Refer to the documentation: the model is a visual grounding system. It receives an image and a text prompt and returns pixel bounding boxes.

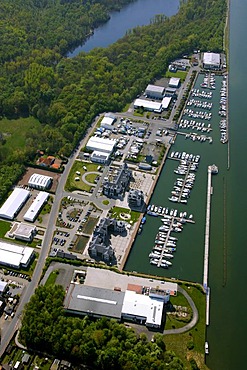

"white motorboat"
[149,252,161,258]
[162,259,172,266]
[163,253,174,259]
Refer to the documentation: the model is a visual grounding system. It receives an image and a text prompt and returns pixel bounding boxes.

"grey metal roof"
[64,284,125,319]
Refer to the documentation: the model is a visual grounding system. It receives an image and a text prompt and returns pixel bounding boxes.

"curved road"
[163,285,199,335]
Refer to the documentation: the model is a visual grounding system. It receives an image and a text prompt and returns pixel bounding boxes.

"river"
[125,0,247,368]
[207,1,247,369]
[68,0,179,56]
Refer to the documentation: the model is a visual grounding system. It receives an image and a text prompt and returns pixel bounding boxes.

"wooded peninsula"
[0,0,226,202]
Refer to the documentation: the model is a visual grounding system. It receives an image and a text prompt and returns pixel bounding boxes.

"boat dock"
[203,165,218,323]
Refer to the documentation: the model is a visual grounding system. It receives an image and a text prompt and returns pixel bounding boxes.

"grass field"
[82,217,99,234]
[65,161,99,192]
[73,235,89,253]
[0,117,41,153]
[165,70,188,81]
[109,206,140,224]
[84,172,98,184]
[164,283,208,370]
[0,220,11,237]
[45,270,59,286]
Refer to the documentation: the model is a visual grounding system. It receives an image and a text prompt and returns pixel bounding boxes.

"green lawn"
[40,198,52,215]
[45,270,59,287]
[0,220,11,237]
[109,206,141,224]
[0,117,41,153]
[164,283,208,370]
[65,161,99,192]
[165,70,188,81]
[84,172,98,184]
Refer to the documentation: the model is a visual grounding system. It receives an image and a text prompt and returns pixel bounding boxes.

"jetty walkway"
[203,164,218,325]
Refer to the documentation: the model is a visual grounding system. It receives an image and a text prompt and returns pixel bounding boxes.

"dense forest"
[0,0,226,200]
[20,285,184,369]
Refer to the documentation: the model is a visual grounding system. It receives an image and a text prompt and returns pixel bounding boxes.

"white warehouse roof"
[162,96,172,109]
[122,290,164,327]
[86,136,116,154]
[134,99,163,112]
[28,173,52,189]
[169,77,180,88]
[145,84,165,94]
[24,191,49,222]
[203,52,221,67]
[101,116,115,126]
[0,188,30,220]
[0,241,34,268]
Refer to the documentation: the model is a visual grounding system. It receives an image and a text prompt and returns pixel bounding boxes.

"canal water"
[68,0,179,56]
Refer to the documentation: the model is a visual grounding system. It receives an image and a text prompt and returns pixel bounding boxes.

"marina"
[125,72,227,281]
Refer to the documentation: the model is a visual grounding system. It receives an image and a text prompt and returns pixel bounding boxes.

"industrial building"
[0,281,8,296]
[0,241,34,269]
[100,113,116,130]
[64,285,125,320]
[103,163,132,198]
[144,84,165,99]
[203,52,221,69]
[8,222,37,242]
[64,283,166,329]
[168,77,180,88]
[86,136,116,154]
[165,87,177,97]
[133,99,163,113]
[0,187,30,220]
[90,151,110,164]
[23,191,49,222]
[28,173,52,190]
[121,290,164,328]
[162,96,172,110]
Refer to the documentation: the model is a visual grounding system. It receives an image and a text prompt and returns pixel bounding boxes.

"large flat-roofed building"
[100,113,116,130]
[165,87,177,97]
[203,52,221,69]
[28,173,52,190]
[145,84,165,99]
[24,191,49,222]
[64,284,165,329]
[64,284,125,320]
[134,99,163,113]
[0,188,30,220]
[0,241,34,269]
[169,77,180,88]
[90,151,110,164]
[86,136,116,154]
[121,290,164,329]
[9,222,37,242]
[162,96,172,110]
[0,281,8,295]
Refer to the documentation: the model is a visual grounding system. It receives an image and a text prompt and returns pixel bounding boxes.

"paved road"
[0,118,100,357]
[163,285,199,335]
[0,69,200,355]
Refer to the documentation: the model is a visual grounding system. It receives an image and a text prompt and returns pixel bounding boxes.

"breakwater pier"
[203,164,218,325]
